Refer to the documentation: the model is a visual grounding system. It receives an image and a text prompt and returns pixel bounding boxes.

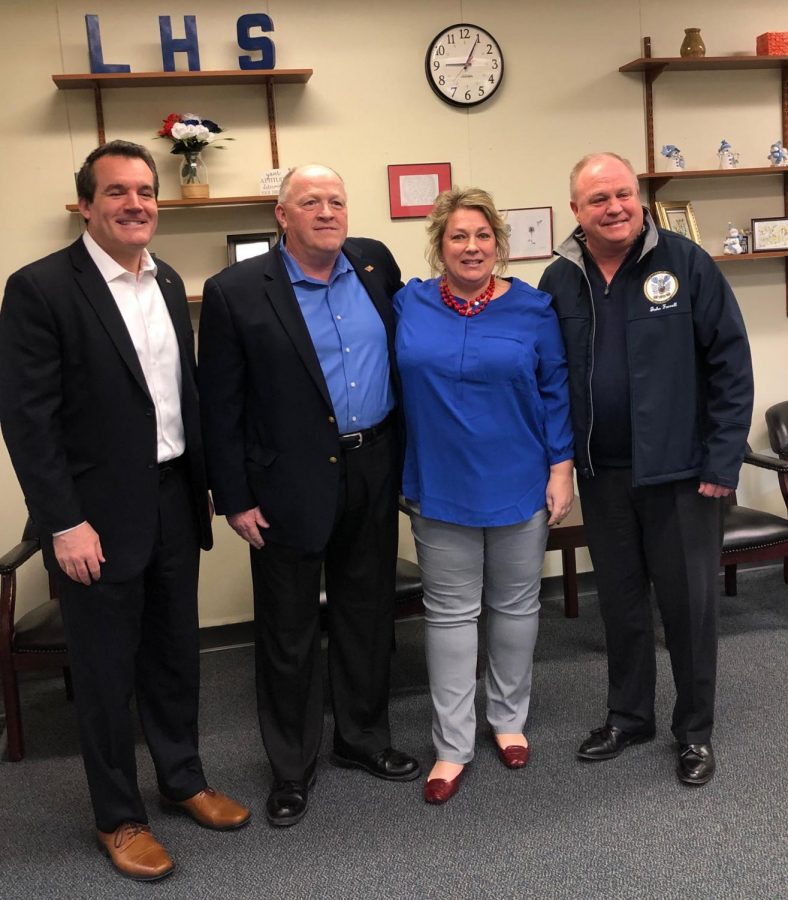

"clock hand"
[462,35,480,68]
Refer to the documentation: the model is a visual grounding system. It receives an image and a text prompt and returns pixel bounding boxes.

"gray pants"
[410,510,548,764]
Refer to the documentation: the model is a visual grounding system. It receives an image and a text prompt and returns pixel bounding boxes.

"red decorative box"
[756,32,788,55]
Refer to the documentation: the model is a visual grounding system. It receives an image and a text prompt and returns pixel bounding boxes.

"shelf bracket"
[93,86,106,145]
[266,80,279,169]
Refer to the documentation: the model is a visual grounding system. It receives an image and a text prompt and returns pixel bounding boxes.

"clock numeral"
[491,59,499,69]
[433,60,440,70]
[488,75,495,84]
[485,44,493,54]
[435,44,445,56]
[478,86,485,97]
[446,34,455,45]
[464,90,472,101]
[438,75,445,86]
[450,86,457,97]
[459,27,470,39]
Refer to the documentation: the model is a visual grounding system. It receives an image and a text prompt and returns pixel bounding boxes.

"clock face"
[425,23,504,108]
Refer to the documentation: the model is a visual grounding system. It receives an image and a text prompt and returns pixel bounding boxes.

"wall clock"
[425,23,504,108]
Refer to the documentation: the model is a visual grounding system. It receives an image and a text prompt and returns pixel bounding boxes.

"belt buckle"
[342,431,363,450]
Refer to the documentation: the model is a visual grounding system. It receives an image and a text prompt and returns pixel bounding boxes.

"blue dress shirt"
[281,240,394,432]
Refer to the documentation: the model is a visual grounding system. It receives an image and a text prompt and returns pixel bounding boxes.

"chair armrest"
[0,538,41,575]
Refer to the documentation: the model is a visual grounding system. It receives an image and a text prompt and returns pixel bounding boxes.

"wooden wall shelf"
[66,195,277,212]
[52,70,312,89]
[52,68,313,167]
[713,251,788,263]
[622,36,788,314]
[638,166,785,181]
[620,54,788,74]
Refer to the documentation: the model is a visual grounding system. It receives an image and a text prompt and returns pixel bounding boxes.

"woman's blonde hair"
[425,187,510,276]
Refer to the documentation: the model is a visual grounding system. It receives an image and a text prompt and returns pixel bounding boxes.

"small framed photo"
[653,200,702,246]
[750,217,788,252]
[388,162,452,219]
[226,232,278,265]
[501,207,553,260]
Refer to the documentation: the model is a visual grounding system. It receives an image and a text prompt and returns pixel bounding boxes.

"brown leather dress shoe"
[164,787,251,830]
[97,823,174,882]
[496,740,531,769]
[423,768,465,805]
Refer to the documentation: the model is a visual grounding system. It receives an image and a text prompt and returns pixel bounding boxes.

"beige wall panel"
[2,1,786,623]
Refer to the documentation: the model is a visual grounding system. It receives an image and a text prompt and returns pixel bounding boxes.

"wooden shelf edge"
[639,166,787,180]
[66,195,277,211]
[620,55,788,73]
[712,251,788,262]
[53,69,312,89]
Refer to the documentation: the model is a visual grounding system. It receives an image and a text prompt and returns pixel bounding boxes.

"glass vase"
[179,150,209,199]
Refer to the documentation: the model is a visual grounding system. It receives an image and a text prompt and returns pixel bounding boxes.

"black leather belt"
[158,455,185,480]
[338,414,392,451]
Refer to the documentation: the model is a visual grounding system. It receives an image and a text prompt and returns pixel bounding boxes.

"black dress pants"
[250,428,398,783]
[578,469,723,744]
[58,464,206,833]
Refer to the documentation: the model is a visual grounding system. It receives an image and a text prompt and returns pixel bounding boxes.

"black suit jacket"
[0,238,212,580]
[198,238,402,553]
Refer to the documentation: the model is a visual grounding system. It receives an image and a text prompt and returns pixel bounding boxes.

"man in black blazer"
[0,141,249,881]
[199,164,419,827]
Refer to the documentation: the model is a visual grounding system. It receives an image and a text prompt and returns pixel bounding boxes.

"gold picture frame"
[652,200,702,247]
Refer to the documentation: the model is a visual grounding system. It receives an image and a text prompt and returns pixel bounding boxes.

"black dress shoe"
[677,743,715,785]
[331,747,421,781]
[265,772,316,827]
[577,723,656,761]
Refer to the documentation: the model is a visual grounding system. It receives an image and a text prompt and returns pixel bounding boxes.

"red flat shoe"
[423,768,464,804]
[496,739,531,769]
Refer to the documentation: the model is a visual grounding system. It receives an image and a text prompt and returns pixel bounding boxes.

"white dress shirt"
[83,231,185,462]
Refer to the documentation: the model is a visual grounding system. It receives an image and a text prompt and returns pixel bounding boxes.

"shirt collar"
[280,235,351,285]
[82,231,157,284]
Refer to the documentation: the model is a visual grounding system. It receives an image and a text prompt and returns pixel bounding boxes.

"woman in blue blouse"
[395,187,574,804]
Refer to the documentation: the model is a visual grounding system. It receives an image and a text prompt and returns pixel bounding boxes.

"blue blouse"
[394,277,573,527]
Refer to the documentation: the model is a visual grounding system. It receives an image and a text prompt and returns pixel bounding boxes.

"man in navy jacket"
[539,152,753,786]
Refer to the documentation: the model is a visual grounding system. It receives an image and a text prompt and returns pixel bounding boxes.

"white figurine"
[767,140,788,166]
[661,144,685,170]
[722,222,744,255]
[717,139,740,169]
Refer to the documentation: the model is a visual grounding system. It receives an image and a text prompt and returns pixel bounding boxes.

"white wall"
[2,0,787,624]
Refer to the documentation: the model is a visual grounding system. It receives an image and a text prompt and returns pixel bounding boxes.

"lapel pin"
[364,265,374,272]
[165,277,173,284]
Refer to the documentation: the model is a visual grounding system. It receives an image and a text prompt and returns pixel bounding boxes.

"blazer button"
[328,416,335,424]
[329,456,338,464]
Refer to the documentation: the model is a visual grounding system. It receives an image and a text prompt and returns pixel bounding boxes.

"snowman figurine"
[660,144,685,170]
[722,223,744,255]
[717,139,740,169]
[767,140,788,166]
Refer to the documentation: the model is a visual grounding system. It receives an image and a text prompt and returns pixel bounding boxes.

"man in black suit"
[199,164,419,827]
[0,141,249,881]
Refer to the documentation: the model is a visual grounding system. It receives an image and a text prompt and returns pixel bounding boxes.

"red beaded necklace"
[439,274,496,317]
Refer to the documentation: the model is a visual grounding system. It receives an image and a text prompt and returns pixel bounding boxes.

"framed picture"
[751,217,788,252]
[652,200,702,246]
[227,231,278,265]
[387,162,452,219]
[501,207,553,260]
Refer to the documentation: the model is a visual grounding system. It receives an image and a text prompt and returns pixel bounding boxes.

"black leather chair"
[722,400,788,596]
[0,519,71,761]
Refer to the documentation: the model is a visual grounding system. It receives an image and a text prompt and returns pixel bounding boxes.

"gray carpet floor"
[1,568,786,899]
